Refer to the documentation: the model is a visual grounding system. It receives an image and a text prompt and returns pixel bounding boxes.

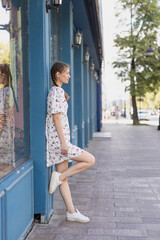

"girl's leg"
[56,160,75,213]
[59,150,95,182]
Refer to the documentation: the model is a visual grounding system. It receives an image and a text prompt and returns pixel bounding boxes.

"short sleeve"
[47,87,65,115]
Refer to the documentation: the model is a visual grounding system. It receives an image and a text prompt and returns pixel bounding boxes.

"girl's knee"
[62,177,68,183]
[89,155,95,166]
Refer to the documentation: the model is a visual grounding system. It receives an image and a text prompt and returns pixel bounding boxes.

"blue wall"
[74,43,85,148]
[28,0,53,222]
[0,161,34,240]
[0,1,102,239]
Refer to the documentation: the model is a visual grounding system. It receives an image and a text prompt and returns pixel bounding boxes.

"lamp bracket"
[46,0,60,13]
[72,43,80,48]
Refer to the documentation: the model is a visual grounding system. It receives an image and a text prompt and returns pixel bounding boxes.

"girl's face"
[56,68,70,86]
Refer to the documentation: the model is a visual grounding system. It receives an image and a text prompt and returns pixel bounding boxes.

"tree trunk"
[131,58,139,125]
[132,95,139,124]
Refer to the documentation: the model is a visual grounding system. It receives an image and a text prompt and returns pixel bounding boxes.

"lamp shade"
[146,41,154,56]
[52,0,62,7]
[146,46,154,56]
[90,62,95,71]
[74,30,82,45]
[94,71,98,79]
[84,48,90,62]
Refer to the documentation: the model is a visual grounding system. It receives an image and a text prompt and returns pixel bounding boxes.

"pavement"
[26,120,160,240]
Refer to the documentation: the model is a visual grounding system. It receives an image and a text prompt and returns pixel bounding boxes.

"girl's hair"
[51,62,70,101]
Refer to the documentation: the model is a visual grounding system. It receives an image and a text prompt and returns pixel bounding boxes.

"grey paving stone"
[116,223,144,230]
[87,209,116,217]
[26,232,56,240]
[115,211,142,218]
[26,123,160,240]
[114,207,141,213]
[139,208,160,214]
[136,199,160,205]
[147,230,160,237]
[118,238,149,240]
[132,187,154,193]
[87,228,147,237]
[87,237,117,240]
[144,224,160,231]
[142,218,160,224]
[53,234,88,240]
[89,216,143,224]
[141,212,160,218]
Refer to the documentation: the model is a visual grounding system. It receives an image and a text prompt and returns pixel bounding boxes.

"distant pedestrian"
[46,62,95,223]
[115,105,119,120]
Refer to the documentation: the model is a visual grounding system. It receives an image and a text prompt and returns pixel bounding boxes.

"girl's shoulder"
[49,86,65,98]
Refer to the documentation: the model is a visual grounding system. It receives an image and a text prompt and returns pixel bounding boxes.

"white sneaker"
[66,209,90,223]
[49,171,63,194]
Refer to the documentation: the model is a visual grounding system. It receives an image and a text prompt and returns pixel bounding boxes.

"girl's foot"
[49,171,63,194]
[66,209,90,223]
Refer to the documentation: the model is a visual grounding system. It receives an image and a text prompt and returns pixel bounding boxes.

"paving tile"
[118,238,149,240]
[87,237,117,240]
[114,207,141,213]
[142,218,160,224]
[147,230,160,237]
[139,207,160,213]
[26,123,160,240]
[87,228,147,237]
[26,232,56,240]
[116,223,144,230]
[141,212,160,218]
[115,211,142,218]
[53,234,88,240]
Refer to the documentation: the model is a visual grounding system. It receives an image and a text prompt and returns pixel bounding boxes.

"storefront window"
[0,0,29,179]
[51,9,62,66]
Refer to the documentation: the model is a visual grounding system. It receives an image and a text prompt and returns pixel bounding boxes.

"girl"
[46,62,95,223]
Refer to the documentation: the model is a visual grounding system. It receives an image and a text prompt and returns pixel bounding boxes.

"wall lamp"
[90,62,95,71]
[46,0,62,13]
[146,40,154,56]
[84,47,90,62]
[94,71,99,83]
[72,30,82,48]
[94,71,98,79]
[1,0,10,10]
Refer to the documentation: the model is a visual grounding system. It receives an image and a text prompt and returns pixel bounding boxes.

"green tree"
[0,43,10,64]
[113,0,160,124]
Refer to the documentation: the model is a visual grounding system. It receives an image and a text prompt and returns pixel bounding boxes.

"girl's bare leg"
[56,160,75,213]
[55,150,95,213]
[59,150,95,182]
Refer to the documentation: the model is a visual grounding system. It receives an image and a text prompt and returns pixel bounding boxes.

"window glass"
[51,9,62,67]
[0,0,29,179]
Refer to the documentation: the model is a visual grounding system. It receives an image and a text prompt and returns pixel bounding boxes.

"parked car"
[138,110,150,121]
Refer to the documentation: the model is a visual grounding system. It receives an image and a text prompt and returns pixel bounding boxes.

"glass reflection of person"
[0,64,15,166]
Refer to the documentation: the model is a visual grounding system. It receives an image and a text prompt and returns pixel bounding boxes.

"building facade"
[0,0,103,239]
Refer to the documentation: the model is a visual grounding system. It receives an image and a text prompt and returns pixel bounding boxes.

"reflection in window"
[0,1,29,179]
[51,9,62,66]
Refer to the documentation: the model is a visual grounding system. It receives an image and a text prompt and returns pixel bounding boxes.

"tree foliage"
[113,0,160,123]
[0,43,10,64]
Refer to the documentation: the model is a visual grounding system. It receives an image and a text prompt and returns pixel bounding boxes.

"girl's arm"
[52,113,69,156]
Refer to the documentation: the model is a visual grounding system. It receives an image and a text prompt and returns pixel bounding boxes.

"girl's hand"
[61,142,69,156]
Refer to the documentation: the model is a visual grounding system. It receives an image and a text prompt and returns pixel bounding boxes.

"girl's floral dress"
[46,86,84,167]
